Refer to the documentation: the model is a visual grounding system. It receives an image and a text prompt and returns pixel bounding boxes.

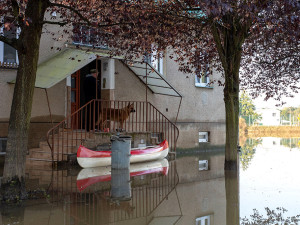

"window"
[72,25,107,48]
[144,50,164,74]
[199,132,209,143]
[0,18,19,65]
[272,113,276,117]
[199,160,209,171]
[195,64,210,87]
[196,215,211,225]
[0,138,7,155]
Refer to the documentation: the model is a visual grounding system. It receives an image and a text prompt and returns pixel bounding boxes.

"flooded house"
[0,21,225,168]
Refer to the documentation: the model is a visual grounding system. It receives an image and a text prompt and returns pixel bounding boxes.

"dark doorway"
[70,59,101,130]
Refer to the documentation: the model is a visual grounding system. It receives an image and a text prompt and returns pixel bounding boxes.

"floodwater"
[0,137,300,225]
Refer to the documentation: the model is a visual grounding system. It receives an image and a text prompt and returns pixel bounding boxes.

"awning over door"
[123,60,182,97]
[33,48,96,88]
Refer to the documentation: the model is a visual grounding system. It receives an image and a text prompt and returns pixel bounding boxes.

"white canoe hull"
[77,147,169,168]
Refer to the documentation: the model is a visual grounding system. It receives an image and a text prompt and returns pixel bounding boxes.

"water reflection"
[0,160,179,225]
[4,136,300,224]
[240,137,300,220]
[239,138,261,170]
[225,171,239,225]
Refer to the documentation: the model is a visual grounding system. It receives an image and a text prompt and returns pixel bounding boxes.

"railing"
[0,61,18,69]
[47,99,179,162]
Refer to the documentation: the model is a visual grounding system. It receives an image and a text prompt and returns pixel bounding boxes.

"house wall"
[114,60,155,103]
[0,69,67,147]
[114,54,226,147]
[257,108,281,126]
[114,56,225,123]
[154,55,225,123]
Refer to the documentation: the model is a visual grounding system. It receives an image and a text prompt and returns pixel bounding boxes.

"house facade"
[256,108,281,126]
[0,22,226,157]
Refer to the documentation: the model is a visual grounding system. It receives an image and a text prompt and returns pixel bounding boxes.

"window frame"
[196,215,211,225]
[0,18,20,65]
[199,160,209,171]
[144,48,164,75]
[199,131,209,143]
[72,25,108,49]
[195,64,211,88]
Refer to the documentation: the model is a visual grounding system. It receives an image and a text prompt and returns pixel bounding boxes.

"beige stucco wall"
[114,53,225,124]
[176,122,226,148]
[0,74,66,122]
[154,55,225,122]
[114,60,155,103]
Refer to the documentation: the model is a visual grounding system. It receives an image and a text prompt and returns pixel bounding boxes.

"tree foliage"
[239,138,261,171]
[280,106,300,125]
[239,91,261,125]
[241,207,300,225]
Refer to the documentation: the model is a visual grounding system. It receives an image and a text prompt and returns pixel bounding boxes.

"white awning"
[35,48,96,88]
[123,60,182,97]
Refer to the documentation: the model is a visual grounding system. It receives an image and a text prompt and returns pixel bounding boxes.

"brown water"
[1,137,300,225]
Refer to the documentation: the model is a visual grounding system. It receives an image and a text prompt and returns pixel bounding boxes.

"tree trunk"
[1,0,48,202]
[212,20,245,170]
[224,67,240,170]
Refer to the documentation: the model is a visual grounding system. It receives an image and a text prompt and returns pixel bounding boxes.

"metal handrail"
[46,99,179,162]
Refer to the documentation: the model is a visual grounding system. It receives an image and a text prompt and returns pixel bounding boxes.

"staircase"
[26,100,179,166]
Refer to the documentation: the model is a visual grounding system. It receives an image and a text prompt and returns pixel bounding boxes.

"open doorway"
[71,59,101,113]
[70,59,101,129]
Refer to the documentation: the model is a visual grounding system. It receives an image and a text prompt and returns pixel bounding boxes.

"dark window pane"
[71,90,76,103]
[0,138,7,152]
[3,27,17,63]
[71,77,76,88]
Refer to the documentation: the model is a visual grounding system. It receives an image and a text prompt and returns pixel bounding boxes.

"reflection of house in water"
[2,153,229,225]
[152,153,226,224]
[260,137,300,150]
[260,137,281,149]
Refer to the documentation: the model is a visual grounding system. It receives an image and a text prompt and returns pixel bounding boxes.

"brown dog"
[97,103,135,130]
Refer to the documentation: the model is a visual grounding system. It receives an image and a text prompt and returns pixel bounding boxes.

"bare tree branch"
[42,20,68,26]
[211,22,227,70]
[49,2,92,26]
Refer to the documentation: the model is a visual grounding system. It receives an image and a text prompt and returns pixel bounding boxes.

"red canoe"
[77,140,169,168]
[77,159,169,191]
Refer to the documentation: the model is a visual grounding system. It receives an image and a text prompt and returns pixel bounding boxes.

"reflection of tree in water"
[280,138,300,149]
[241,207,300,224]
[239,138,262,171]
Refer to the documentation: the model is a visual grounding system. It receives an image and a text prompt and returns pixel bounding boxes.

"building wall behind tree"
[0,70,66,147]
